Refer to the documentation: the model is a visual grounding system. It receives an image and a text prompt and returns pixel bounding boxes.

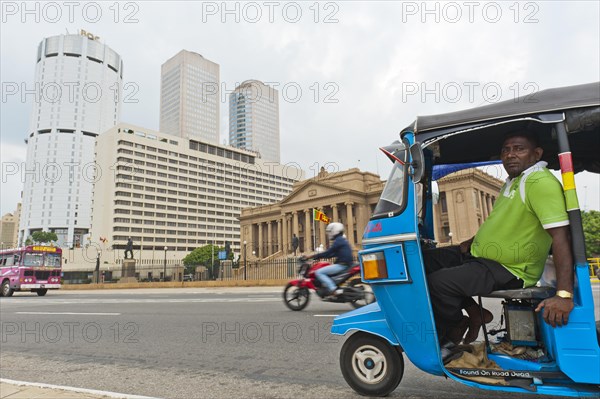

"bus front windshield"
[23,253,44,267]
[45,254,61,267]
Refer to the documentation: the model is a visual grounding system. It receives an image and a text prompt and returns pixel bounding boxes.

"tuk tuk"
[331,82,600,397]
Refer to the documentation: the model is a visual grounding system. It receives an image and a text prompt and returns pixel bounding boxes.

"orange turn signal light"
[362,252,388,280]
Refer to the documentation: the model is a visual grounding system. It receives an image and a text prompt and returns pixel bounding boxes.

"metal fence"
[63,257,310,284]
[187,258,302,281]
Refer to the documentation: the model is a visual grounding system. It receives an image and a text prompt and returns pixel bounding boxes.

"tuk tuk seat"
[484,286,556,300]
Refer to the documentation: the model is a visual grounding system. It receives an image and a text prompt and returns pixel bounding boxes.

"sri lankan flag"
[313,209,330,224]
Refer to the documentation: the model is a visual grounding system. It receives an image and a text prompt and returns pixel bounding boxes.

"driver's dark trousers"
[423,246,522,339]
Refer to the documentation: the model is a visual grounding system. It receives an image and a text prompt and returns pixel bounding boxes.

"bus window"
[5,256,14,266]
[14,254,20,265]
[23,253,44,267]
[45,254,61,267]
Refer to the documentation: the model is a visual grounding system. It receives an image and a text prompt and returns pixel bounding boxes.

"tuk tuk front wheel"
[340,332,403,397]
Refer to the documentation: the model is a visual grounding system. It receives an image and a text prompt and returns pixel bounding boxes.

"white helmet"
[326,222,344,241]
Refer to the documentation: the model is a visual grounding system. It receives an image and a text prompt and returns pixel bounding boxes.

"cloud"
[0,142,26,215]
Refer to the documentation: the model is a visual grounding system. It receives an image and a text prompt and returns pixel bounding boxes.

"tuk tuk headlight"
[362,252,388,280]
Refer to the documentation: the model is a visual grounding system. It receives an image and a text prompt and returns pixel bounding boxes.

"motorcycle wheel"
[283,283,310,311]
[340,332,404,397]
[348,279,376,309]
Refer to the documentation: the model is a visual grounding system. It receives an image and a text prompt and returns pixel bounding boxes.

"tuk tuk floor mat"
[446,343,508,385]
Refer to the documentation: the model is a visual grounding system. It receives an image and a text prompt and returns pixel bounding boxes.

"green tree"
[582,210,600,257]
[30,231,58,244]
[182,244,223,279]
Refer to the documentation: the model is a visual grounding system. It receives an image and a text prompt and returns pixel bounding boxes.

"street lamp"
[95,250,101,284]
[163,246,168,281]
[243,241,247,280]
[448,232,453,245]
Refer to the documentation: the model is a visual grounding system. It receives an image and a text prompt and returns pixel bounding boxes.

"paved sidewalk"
[0,380,158,399]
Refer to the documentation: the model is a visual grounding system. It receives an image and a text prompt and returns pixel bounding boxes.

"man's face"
[500,136,543,178]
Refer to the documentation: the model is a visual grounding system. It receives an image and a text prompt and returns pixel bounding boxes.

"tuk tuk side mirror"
[379,141,407,165]
[409,142,424,183]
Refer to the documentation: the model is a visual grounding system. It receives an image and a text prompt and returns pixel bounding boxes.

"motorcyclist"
[302,222,353,297]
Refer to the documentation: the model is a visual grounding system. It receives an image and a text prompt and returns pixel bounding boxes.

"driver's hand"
[535,296,574,327]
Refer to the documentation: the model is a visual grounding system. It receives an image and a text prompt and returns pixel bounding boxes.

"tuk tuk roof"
[401,82,600,173]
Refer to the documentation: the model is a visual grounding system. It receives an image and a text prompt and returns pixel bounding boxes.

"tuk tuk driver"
[426,131,574,345]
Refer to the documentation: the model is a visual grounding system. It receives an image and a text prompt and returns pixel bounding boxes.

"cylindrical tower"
[19,33,122,248]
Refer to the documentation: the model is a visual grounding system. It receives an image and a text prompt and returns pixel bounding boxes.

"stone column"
[304,209,312,253]
[292,211,299,237]
[446,191,457,244]
[257,222,263,259]
[355,203,368,247]
[345,202,355,246]
[486,194,493,215]
[281,214,288,255]
[480,192,488,219]
[247,223,256,255]
[276,219,282,253]
[319,221,326,248]
[331,204,339,222]
[267,221,273,257]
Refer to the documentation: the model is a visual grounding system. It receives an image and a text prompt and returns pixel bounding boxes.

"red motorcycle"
[283,259,375,311]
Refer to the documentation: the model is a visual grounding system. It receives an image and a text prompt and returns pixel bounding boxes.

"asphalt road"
[1,286,598,399]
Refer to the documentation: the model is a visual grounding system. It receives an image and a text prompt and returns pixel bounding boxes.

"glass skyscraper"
[229,80,280,163]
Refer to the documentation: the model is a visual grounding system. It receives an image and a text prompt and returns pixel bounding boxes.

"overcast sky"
[1,1,599,215]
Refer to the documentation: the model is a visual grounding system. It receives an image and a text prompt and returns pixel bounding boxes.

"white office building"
[229,80,280,163]
[160,50,220,143]
[19,32,122,248]
[90,123,303,270]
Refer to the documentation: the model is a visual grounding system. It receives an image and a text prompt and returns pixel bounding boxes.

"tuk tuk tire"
[340,332,404,397]
[348,279,376,309]
[36,289,48,296]
[1,280,14,297]
[283,283,310,311]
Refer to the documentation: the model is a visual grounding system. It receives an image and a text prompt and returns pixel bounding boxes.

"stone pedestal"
[119,259,136,283]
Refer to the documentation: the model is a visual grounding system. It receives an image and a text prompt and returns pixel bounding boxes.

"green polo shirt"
[471,162,569,287]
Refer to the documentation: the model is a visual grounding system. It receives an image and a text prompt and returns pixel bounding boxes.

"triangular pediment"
[279,180,349,206]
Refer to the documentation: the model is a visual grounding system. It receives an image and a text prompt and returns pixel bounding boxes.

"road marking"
[0,378,160,399]
[2,297,282,306]
[15,312,121,315]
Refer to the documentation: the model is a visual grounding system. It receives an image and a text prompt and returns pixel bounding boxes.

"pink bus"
[0,245,62,297]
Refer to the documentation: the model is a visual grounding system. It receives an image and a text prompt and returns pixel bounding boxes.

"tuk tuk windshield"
[373,162,407,218]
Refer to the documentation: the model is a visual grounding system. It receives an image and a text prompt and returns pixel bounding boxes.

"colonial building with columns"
[433,168,504,245]
[239,168,385,258]
[240,166,504,259]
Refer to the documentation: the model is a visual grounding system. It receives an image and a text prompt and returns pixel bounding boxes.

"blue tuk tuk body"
[332,82,600,397]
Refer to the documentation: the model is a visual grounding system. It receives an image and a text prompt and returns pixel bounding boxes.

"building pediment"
[279,181,350,207]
